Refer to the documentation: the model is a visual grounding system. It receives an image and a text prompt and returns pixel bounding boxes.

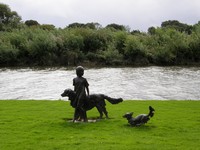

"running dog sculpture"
[61,89,123,119]
[123,106,155,126]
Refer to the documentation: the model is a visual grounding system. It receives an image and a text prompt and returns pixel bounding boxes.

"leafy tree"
[106,23,126,31]
[40,24,55,30]
[148,27,156,35]
[67,22,85,28]
[161,20,193,34]
[131,30,141,35]
[85,22,102,29]
[25,20,40,27]
[67,22,102,30]
[0,3,21,31]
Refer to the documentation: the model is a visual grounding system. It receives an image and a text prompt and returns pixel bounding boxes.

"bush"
[0,19,200,67]
[98,44,123,65]
[26,29,57,65]
[0,42,19,65]
[124,35,148,64]
[189,25,200,62]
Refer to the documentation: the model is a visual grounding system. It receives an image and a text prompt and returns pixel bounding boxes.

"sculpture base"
[67,119,98,123]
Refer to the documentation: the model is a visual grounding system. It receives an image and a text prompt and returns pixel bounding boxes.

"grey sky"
[1,0,200,31]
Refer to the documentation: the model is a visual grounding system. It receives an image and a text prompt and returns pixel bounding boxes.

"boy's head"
[76,66,84,77]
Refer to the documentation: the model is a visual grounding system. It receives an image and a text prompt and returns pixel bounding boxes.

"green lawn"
[0,100,200,150]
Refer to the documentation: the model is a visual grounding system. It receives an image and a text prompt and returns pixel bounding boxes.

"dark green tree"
[67,22,85,28]
[106,23,126,31]
[148,26,156,35]
[85,22,102,29]
[25,20,40,27]
[40,24,55,30]
[161,20,193,34]
[67,22,102,30]
[131,30,141,35]
[0,3,21,31]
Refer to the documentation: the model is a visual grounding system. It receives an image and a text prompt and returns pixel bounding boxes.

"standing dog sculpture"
[123,106,155,126]
[61,89,123,119]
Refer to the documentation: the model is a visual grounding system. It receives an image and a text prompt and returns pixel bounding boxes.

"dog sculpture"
[123,106,155,126]
[61,89,123,119]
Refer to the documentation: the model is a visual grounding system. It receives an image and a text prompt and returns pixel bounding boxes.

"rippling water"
[0,66,200,100]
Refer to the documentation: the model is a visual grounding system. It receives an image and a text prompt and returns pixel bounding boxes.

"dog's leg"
[96,105,103,119]
[101,106,109,118]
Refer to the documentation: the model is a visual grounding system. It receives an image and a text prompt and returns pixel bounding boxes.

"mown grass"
[0,100,200,150]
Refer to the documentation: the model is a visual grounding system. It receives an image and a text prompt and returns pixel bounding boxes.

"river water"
[0,66,200,100]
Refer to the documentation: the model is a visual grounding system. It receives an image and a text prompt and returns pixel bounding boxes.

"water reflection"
[0,67,200,100]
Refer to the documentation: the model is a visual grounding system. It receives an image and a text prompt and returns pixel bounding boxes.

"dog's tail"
[104,95,123,104]
[148,106,155,117]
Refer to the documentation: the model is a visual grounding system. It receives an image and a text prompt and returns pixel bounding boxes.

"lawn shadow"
[61,117,113,122]
[60,117,106,127]
[122,123,157,131]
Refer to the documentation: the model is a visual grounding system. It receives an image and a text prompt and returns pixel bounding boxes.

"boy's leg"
[73,108,80,122]
[78,107,87,122]
[75,99,88,122]
[83,110,88,122]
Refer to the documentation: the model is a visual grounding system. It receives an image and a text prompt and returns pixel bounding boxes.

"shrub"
[124,35,147,64]
[0,42,19,65]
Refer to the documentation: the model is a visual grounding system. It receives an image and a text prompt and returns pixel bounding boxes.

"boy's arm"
[86,86,89,96]
[85,79,89,96]
[73,78,76,91]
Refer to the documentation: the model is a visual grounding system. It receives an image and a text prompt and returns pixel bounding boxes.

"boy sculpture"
[73,66,89,122]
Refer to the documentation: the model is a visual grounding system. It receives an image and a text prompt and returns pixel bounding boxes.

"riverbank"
[1,100,200,150]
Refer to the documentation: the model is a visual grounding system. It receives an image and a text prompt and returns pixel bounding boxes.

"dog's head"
[123,112,133,119]
[61,89,73,97]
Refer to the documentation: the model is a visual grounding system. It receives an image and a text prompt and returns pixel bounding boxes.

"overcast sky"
[1,0,200,31]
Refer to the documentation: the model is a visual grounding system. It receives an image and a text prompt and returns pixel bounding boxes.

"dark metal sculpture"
[123,106,155,126]
[72,66,89,122]
[61,88,123,120]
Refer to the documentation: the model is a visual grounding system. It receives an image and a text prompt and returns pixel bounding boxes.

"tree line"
[0,3,200,67]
